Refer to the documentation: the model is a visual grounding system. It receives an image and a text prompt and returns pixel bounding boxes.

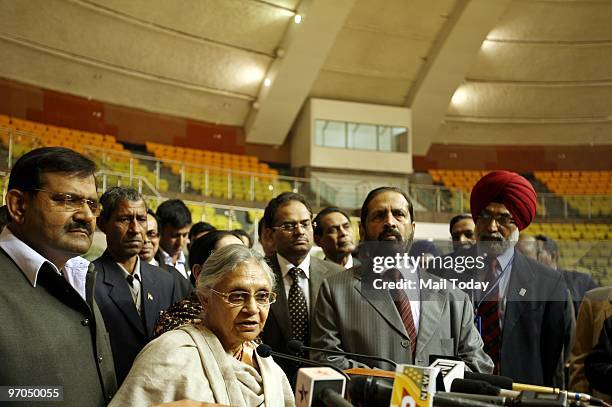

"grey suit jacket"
[260,254,343,383]
[0,248,117,406]
[311,264,494,374]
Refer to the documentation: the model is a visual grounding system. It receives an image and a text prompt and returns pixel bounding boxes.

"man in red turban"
[466,170,572,388]
[470,170,537,232]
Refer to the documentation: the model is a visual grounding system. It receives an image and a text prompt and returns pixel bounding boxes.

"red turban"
[470,171,537,231]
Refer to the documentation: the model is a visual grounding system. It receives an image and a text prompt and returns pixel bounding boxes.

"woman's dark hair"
[232,229,252,248]
[189,221,216,241]
[189,230,241,269]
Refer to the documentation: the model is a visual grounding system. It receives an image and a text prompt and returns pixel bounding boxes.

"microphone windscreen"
[256,344,273,358]
[465,372,513,390]
[451,379,498,396]
[287,340,303,354]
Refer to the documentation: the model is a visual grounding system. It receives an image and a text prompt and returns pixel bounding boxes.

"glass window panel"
[322,120,346,148]
[314,119,324,146]
[378,126,392,152]
[392,127,408,152]
[348,123,377,150]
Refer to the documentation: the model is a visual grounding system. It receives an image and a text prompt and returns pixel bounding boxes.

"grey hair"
[98,186,144,222]
[196,244,276,295]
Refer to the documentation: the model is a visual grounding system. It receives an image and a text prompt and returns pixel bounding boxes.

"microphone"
[317,388,352,407]
[429,358,466,391]
[463,371,604,406]
[451,379,520,399]
[287,340,397,369]
[255,344,351,382]
[390,364,439,407]
[348,375,503,407]
[464,372,514,390]
[294,367,349,407]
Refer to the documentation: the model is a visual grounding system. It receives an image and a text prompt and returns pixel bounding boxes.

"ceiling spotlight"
[294,14,302,24]
[264,78,272,87]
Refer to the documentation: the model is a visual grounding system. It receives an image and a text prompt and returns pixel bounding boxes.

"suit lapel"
[502,252,534,333]
[101,252,146,337]
[416,272,446,354]
[353,266,407,338]
[308,258,324,320]
[140,263,161,337]
[268,255,291,340]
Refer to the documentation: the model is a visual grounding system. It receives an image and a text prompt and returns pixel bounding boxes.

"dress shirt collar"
[277,253,311,279]
[116,256,142,281]
[324,253,353,269]
[148,257,159,267]
[0,226,62,287]
[495,245,515,274]
[159,247,186,267]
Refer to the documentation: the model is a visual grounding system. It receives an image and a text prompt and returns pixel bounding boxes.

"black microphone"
[451,379,520,399]
[287,340,397,369]
[348,376,504,407]
[255,344,351,382]
[464,371,514,390]
[317,388,352,407]
[463,371,603,406]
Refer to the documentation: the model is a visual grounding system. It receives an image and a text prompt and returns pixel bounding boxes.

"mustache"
[479,232,504,241]
[65,221,94,235]
[377,228,403,241]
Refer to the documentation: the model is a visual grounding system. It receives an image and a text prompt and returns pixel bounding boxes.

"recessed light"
[294,14,302,24]
[264,78,272,87]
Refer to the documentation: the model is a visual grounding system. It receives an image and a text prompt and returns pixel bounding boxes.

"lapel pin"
[147,292,153,301]
[519,288,527,297]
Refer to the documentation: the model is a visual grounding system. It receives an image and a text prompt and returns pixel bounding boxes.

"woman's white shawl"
[109,324,295,406]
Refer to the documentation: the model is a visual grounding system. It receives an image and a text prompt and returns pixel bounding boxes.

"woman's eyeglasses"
[207,288,277,307]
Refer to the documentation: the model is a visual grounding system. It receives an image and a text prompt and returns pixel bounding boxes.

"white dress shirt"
[277,253,311,310]
[159,248,189,279]
[0,227,63,287]
[117,257,143,316]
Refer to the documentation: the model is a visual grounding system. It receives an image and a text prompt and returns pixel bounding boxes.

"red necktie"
[477,259,501,374]
[385,268,417,358]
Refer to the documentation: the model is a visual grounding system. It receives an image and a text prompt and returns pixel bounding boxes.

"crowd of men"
[0,147,610,406]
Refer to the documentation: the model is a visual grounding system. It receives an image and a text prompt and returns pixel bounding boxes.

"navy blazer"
[94,251,179,385]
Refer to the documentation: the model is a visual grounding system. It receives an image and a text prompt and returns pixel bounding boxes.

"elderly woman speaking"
[110,244,295,406]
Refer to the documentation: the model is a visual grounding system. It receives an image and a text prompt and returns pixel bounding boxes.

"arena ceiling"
[0,0,611,155]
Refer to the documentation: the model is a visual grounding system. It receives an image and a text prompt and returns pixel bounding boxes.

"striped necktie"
[477,259,501,374]
[385,268,417,358]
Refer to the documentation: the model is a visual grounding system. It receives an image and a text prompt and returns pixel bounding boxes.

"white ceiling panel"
[448,82,612,119]
[0,37,250,125]
[468,42,612,82]
[88,0,295,55]
[489,0,612,42]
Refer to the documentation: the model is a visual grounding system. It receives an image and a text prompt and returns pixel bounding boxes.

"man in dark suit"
[94,187,179,385]
[260,192,343,385]
[456,171,572,386]
[313,206,358,269]
[534,234,598,317]
[311,187,493,373]
[0,147,116,406]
